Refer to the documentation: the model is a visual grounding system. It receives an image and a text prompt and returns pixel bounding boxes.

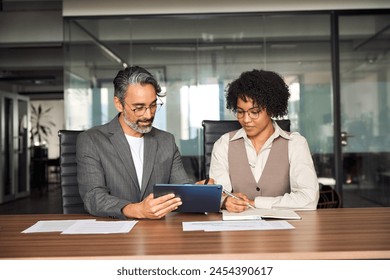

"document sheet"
[61,220,138,234]
[22,219,96,233]
[22,219,138,234]
[222,209,301,221]
[182,220,294,232]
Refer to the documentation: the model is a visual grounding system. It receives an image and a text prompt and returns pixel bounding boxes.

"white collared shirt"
[209,121,319,210]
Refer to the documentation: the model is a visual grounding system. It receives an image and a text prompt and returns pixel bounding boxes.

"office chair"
[58,130,87,214]
[317,184,341,208]
[202,119,291,178]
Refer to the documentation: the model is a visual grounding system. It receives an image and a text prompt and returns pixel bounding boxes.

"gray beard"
[122,110,153,134]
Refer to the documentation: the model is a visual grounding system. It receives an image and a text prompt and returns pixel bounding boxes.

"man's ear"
[113,97,124,112]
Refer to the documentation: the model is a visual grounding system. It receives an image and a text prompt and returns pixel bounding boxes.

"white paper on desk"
[22,219,96,233]
[182,221,262,231]
[202,220,294,231]
[182,221,217,231]
[61,220,138,234]
[183,220,294,232]
[265,221,295,230]
[222,209,301,221]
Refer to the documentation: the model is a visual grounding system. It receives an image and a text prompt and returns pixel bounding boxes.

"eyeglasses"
[124,100,164,117]
[234,107,261,119]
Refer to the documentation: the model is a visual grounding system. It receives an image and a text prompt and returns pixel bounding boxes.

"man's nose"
[143,107,153,118]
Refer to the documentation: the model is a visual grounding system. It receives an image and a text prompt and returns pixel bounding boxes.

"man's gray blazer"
[76,115,191,219]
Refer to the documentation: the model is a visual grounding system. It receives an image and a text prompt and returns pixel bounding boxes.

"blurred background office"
[0,0,389,213]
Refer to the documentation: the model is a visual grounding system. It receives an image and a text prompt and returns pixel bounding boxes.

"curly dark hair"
[225,69,290,118]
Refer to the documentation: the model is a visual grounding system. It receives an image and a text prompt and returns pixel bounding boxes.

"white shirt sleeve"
[209,133,233,192]
[254,133,319,210]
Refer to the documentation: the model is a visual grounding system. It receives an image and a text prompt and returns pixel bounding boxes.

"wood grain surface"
[0,207,389,259]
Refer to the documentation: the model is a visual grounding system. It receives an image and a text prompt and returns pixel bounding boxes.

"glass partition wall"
[339,13,390,206]
[64,11,389,207]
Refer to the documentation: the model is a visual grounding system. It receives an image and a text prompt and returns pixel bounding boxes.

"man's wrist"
[122,203,142,219]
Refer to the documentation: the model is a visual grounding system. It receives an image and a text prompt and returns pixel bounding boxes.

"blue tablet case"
[153,184,222,213]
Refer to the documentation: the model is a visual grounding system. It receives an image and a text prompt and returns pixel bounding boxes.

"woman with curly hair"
[209,69,319,212]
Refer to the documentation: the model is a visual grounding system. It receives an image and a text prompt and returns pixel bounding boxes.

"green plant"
[30,104,56,146]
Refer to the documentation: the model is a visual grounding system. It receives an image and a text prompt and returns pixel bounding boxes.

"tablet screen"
[153,184,222,213]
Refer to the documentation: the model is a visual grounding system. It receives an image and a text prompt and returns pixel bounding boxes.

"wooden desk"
[1,207,389,260]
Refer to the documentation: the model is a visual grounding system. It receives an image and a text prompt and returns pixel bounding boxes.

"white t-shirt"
[125,134,144,189]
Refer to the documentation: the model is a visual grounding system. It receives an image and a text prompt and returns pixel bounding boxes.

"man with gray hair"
[77,66,192,219]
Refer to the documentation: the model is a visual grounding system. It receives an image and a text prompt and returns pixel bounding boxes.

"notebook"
[222,208,301,221]
[153,184,222,213]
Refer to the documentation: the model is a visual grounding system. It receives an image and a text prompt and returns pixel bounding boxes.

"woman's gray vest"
[228,131,290,200]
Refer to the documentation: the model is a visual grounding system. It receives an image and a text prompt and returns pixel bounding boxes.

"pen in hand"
[223,189,256,209]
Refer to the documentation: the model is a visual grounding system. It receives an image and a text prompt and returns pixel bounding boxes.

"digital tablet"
[153,184,222,213]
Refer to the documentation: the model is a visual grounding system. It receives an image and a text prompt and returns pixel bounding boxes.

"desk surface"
[1,207,389,260]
